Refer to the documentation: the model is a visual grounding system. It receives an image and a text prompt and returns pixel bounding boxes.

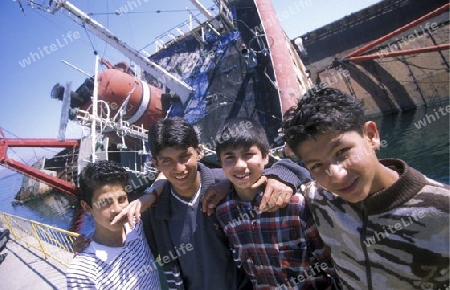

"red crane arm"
[0,129,79,196]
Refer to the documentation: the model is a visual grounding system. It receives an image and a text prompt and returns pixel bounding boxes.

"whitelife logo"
[18,31,81,68]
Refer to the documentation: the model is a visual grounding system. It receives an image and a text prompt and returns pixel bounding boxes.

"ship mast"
[48,0,195,103]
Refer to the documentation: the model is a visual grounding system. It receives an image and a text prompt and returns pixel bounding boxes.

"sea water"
[373,103,449,184]
[0,104,448,230]
[0,173,77,230]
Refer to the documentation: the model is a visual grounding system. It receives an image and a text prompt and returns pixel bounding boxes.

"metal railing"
[0,212,79,267]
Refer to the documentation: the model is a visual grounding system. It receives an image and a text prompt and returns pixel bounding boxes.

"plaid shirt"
[216,187,338,290]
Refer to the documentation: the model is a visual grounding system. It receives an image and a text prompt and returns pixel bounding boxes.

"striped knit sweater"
[302,159,449,290]
[66,222,161,289]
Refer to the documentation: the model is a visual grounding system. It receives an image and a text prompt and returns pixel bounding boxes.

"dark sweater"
[141,159,306,289]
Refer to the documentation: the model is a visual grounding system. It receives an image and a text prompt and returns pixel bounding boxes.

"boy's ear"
[196,144,204,160]
[364,121,381,150]
[81,200,92,214]
[263,152,270,166]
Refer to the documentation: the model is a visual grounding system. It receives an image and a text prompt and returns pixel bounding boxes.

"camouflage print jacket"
[303,158,449,290]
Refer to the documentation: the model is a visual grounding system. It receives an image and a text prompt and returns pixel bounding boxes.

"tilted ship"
[1,0,448,208]
[1,0,311,203]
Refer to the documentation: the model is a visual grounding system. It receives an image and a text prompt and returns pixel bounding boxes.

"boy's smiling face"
[294,121,391,203]
[220,145,269,191]
[152,146,201,197]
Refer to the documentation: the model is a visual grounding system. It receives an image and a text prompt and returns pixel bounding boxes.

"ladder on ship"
[56,145,79,185]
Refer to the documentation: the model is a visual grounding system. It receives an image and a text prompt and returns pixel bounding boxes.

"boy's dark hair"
[215,117,270,160]
[281,88,365,151]
[148,117,200,157]
[78,160,129,207]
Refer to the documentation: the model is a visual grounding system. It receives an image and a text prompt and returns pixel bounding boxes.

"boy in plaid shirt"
[214,117,340,290]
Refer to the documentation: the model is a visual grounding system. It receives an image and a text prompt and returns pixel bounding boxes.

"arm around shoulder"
[263,158,311,190]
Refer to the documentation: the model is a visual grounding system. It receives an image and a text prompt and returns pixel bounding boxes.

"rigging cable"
[88,8,213,16]
[25,3,107,65]
[0,127,58,164]
[81,23,98,56]
[101,0,110,58]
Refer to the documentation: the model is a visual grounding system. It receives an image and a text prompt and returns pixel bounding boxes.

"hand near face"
[110,178,167,228]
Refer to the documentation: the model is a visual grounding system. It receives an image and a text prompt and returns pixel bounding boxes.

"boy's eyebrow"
[222,145,255,155]
[222,149,237,156]
[157,148,189,159]
[302,136,343,165]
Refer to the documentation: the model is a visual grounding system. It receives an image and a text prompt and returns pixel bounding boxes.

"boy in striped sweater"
[281,87,449,290]
[66,160,161,289]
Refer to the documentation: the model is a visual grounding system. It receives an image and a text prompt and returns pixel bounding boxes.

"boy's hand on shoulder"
[202,176,294,215]
[202,180,231,216]
[256,176,293,212]
[72,234,92,257]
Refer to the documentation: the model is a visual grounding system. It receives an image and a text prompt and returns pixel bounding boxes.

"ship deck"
[0,237,68,289]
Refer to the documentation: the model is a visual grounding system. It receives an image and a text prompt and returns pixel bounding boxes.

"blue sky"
[0,0,381,166]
